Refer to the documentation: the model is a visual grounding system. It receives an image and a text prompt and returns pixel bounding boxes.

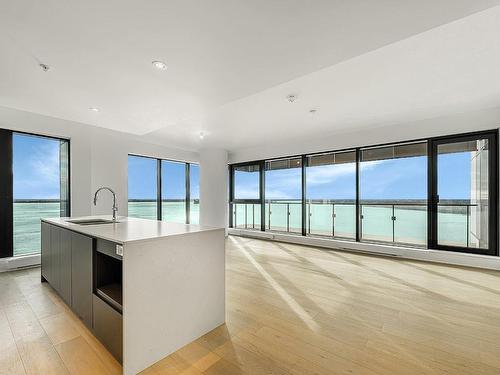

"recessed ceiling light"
[89,107,100,112]
[152,61,168,70]
[199,131,205,140]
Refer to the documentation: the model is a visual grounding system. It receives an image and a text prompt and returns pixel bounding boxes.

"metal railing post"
[268,201,271,230]
[332,203,335,237]
[392,204,396,243]
[466,204,470,247]
[307,202,311,234]
[287,203,290,232]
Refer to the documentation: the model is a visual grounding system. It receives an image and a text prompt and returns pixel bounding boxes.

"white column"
[199,148,228,230]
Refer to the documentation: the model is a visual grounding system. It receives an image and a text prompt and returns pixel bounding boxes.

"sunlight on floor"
[229,236,321,332]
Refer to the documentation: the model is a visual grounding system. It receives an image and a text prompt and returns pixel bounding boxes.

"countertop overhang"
[42,216,223,244]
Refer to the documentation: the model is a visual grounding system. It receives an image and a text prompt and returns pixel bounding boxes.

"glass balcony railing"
[232,199,478,248]
[233,203,261,230]
[307,202,356,239]
[360,203,427,246]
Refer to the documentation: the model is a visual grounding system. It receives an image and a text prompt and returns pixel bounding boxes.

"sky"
[128,155,199,200]
[13,134,61,200]
[11,135,473,202]
[234,153,474,201]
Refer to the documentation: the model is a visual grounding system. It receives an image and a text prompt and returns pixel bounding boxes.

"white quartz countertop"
[42,216,223,244]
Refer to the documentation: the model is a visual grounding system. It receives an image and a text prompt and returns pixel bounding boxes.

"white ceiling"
[1,1,500,151]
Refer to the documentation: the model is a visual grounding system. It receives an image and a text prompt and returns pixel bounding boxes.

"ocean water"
[128,201,200,224]
[11,200,473,257]
[12,201,200,257]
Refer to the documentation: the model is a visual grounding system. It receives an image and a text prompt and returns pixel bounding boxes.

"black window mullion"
[355,148,361,242]
[489,132,498,256]
[228,165,234,228]
[427,141,436,249]
[186,163,190,224]
[301,155,307,236]
[260,161,265,232]
[157,159,162,221]
[0,129,13,258]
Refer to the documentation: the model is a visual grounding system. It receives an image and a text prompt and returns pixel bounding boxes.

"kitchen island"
[41,216,225,375]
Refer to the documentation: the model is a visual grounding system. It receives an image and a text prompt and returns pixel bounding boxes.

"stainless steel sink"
[67,218,116,225]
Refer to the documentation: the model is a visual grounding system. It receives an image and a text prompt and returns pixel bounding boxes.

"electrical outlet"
[116,245,123,257]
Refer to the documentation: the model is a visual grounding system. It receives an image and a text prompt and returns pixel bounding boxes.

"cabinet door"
[59,228,72,305]
[93,294,122,362]
[50,225,61,294]
[41,223,51,282]
[71,232,93,328]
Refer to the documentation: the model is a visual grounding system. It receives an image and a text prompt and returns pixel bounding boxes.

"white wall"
[199,148,228,230]
[228,107,500,163]
[0,106,198,219]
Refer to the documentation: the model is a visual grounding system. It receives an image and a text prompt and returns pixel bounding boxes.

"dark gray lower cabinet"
[60,229,72,305]
[93,294,123,362]
[71,232,93,328]
[49,225,61,293]
[41,222,51,282]
[42,222,123,363]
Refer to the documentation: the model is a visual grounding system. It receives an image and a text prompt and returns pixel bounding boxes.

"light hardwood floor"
[2,235,500,374]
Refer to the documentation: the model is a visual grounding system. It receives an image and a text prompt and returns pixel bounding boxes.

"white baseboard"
[0,254,41,273]
[228,228,500,271]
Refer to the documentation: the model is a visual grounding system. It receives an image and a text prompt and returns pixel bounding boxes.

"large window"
[162,160,186,223]
[306,151,356,239]
[127,155,199,224]
[229,130,498,256]
[360,142,427,246]
[128,155,158,220]
[0,130,70,258]
[265,157,302,233]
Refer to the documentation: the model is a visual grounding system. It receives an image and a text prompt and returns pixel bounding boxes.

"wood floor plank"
[55,336,112,375]
[3,236,500,375]
[39,313,80,346]
[0,308,25,375]
[15,330,68,375]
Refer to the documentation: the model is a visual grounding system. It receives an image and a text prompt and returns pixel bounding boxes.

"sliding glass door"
[360,142,427,246]
[229,129,498,256]
[306,151,356,239]
[0,130,70,258]
[430,132,497,255]
[265,158,302,233]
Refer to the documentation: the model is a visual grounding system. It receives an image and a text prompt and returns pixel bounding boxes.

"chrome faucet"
[93,187,118,221]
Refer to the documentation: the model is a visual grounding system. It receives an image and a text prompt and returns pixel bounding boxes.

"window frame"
[0,128,71,259]
[228,129,499,256]
[128,153,198,224]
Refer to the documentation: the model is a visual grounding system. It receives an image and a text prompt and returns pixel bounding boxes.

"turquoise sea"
[12,201,200,257]
[233,201,475,248]
[12,199,473,257]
